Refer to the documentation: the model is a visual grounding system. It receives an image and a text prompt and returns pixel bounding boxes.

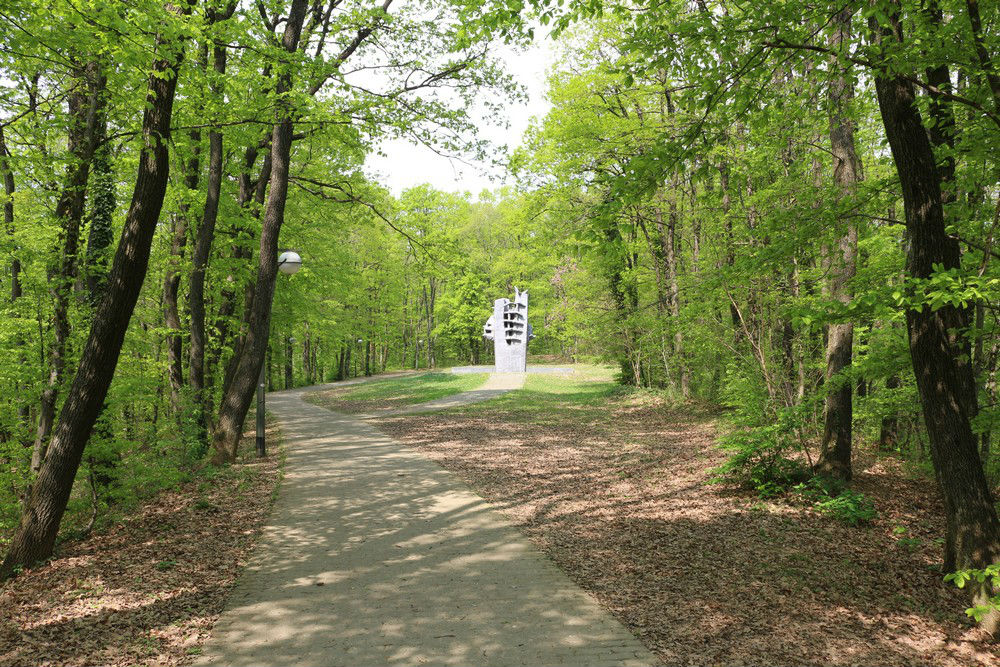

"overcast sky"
[363,38,556,197]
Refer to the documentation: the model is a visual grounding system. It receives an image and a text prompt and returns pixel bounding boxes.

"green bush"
[812,488,878,525]
[711,423,811,498]
[793,477,877,525]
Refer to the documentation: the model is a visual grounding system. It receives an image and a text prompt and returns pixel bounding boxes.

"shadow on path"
[196,379,654,667]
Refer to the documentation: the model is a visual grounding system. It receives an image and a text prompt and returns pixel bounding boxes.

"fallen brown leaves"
[0,426,281,667]
[379,395,1000,667]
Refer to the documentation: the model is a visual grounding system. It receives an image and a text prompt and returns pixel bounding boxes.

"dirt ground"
[0,426,282,667]
[378,393,1000,667]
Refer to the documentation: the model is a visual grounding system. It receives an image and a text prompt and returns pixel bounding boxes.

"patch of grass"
[154,559,177,571]
[191,498,219,512]
[304,371,488,413]
[450,365,623,424]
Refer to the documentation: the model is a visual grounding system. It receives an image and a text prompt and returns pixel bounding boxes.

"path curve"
[196,375,655,667]
[358,372,527,418]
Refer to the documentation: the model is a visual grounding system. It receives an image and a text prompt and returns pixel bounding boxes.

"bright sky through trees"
[365,38,555,194]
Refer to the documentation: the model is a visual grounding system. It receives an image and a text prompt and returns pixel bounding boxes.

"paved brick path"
[196,376,656,666]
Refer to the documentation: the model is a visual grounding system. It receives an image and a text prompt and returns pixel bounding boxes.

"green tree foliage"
[0,0,534,570]
[515,0,1000,632]
[2,0,999,638]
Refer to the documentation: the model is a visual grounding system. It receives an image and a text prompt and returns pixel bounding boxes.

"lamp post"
[257,250,302,457]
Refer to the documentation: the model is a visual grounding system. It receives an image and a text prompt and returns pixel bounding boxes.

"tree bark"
[32,61,104,473]
[84,125,115,302]
[1,125,18,303]
[211,0,309,463]
[1,10,189,579]
[163,213,190,411]
[879,374,901,451]
[817,8,861,481]
[216,147,271,403]
[189,6,234,443]
[719,161,742,344]
[0,123,30,440]
[660,188,688,397]
[872,11,1000,631]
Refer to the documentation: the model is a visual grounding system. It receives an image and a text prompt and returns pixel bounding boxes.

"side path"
[196,375,656,667]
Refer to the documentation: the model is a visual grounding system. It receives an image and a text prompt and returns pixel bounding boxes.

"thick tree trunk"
[211,0,309,463]
[0,16,188,579]
[216,148,271,403]
[872,12,1000,632]
[817,8,861,481]
[602,221,638,384]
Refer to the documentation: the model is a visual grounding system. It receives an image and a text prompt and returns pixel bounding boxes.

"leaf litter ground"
[377,372,1000,667]
[0,422,282,666]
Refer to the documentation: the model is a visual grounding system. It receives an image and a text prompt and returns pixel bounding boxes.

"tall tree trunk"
[719,161,742,343]
[1,126,19,303]
[164,72,202,415]
[424,280,436,369]
[163,216,189,411]
[216,147,271,402]
[84,132,115,302]
[189,37,229,443]
[872,9,1000,633]
[32,61,104,473]
[1,12,189,579]
[879,374,901,451]
[817,8,861,481]
[964,0,1000,115]
[602,221,638,383]
[660,188,688,397]
[211,0,309,463]
[0,124,30,440]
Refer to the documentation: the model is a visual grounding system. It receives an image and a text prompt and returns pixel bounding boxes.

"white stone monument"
[482,287,533,372]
